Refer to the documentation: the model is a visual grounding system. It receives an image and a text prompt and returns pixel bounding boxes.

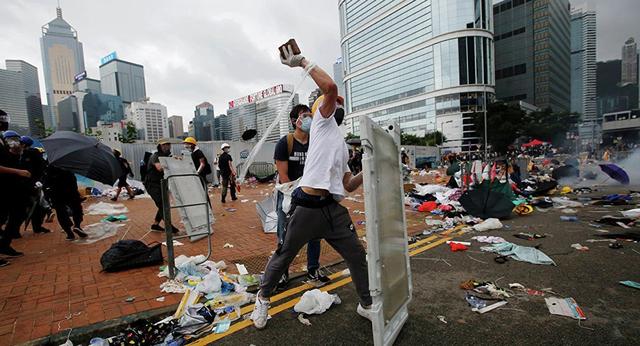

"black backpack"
[100,240,163,272]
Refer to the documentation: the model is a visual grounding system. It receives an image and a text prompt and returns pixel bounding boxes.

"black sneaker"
[276,272,289,290]
[73,227,88,238]
[151,224,165,232]
[170,224,181,234]
[231,197,238,201]
[0,246,24,257]
[64,230,76,241]
[0,259,9,267]
[34,227,52,234]
[306,268,331,288]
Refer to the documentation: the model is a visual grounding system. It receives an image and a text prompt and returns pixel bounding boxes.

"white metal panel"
[360,115,412,346]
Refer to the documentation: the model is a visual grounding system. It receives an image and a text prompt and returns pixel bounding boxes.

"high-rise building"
[227,84,298,143]
[621,38,638,85]
[0,60,45,136]
[56,91,125,133]
[333,57,345,98]
[192,102,215,141]
[340,0,495,151]
[127,100,169,143]
[597,60,638,118]
[494,0,571,112]
[570,7,597,148]
[168,115,184,138]
[99,55,146,104]
[40,6,85,130]
[215,114,231,140]
[73,77,101,94]
[308,88,322,108]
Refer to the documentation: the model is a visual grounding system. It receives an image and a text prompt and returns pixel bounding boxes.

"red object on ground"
[418,201,438,212]
[438,204,453,212]
[449,242,468,252]
[522,139,546,147]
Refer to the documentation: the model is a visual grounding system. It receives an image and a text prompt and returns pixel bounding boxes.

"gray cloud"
[1,0,637,125]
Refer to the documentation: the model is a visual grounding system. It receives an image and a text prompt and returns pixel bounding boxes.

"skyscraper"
[621,38,638,85]
[227,84,298,143]
[192,102,215,141]
[56,91,124,133]
[570,7,597,147]
[215,114,231,140]
[168,115,184,138]
[340,0,495,151]
[308,88,322,108]
[0,60,45,136]
[99,56,146,104]
[127,100,169,143]
[40,6,85,130]
[494,0,571,112]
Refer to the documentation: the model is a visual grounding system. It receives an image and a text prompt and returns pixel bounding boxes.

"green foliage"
[400,131,445,146]
[118,121,138,143]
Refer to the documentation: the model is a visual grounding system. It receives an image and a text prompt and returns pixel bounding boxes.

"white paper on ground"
[236,263,249,275]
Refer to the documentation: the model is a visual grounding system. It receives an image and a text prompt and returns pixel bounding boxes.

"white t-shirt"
[299,103,350,199]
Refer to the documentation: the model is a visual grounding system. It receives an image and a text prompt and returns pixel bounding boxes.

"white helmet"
[401,147,406,152]
[221,143,230,150]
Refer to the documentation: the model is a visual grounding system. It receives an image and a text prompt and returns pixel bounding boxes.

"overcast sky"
[1,0,639,125]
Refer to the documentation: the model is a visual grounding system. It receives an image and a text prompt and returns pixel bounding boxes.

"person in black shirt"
[45,165,88,240]
[111,149,135,201]
[183,137,211,205]
[273,104,327,288]
[218,143,237,203]
[143,139,180,233]
[20,136,51,234]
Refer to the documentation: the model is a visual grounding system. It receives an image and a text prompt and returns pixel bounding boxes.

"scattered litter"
[156,296,165,302]
[570,243,589,251]
[545,297,586,320]
[596,216,634,227]
[561,208,578,214]
[616,222,631,229]
[225,208,237,212]
[619,281,640,290]
[424,219,444,226]
[437,315,447,324]
[223,243,234,248]
[357,220,366,225]
[214,320,231,333]
[513,233,546,240]
[101,214,128,222]
[473,218,503,232]
[608,242,623,249]
[449,242,468,252]
[447,240,471,246]
[481,242,556,265]
[293,289,341,315]
[353,210,366,215]
[74,223,124,245]
[466,255,488,264]
[594,229,609,233]
[551,197,583,208]
[297,314,312,326]
[584,239,614,243]
[162,240,184,247]
[160,280,186,293]
[472,236,506,244]
[620,208,640,219]
[86,202,129,215]
[125,296,135,302]
[475,301,508,314]
[560,216,578,222]
[465,293,486,309]
[235,264,249,275]
[241,199,249,203]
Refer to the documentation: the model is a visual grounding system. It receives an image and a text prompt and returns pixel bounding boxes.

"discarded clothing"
[595,216,635,227]
[101,214,128,222]
[480,242,556,265]
[621,208,640,219]
[86,202,129,215]
[293,289,341,315]
[473,218,503,232]
[472,236,506,244]
[596,232,640,242]
[619,281,640,290]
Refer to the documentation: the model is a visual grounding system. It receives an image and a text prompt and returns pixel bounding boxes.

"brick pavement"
[0,176,436,344]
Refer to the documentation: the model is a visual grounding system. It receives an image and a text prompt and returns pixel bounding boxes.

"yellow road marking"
[188,228,463,345]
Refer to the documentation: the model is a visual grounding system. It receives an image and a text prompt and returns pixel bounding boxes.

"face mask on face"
[184,145,194,152]
[6,138,20,148]
[301,116,312,133]
[334,106,345,126]
[223,148,229,153]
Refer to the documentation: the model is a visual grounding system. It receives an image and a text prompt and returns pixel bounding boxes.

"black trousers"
[145,182,164,223]
[53,198,83,231]
[220,175,236,201]
[0,200,27,247]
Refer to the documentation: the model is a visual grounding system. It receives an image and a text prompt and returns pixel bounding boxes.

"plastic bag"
[195,271,222,294]
[473,218,503,232]
[86,202,129,215]
[293,289,341,315]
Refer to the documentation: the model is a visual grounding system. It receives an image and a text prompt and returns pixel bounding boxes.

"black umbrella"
[41,131,122,185]
[459,182,514,219]
[242,129,257,141]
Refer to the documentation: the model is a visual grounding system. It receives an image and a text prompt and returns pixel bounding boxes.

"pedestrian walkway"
[0,178,434,344]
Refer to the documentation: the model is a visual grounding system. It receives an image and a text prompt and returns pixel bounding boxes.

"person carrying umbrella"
[44,165,88,240]
[143,138,180,233]
[111,149,135,201]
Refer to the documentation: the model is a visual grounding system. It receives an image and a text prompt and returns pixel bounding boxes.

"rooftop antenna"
[56,0,62,18]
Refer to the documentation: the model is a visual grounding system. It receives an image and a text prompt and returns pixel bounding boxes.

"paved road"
[216,185,640,345]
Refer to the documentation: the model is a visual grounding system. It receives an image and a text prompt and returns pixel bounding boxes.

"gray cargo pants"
[259,194,371,306]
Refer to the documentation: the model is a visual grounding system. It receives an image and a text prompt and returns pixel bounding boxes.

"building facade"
[621,38,638,85]
[99,57,146,104]
[308,88,322,108]
[493,0,571,112]
[40,6,85,129]
[127,100,169,143]
[570,7,597,148]
[168,115,184,138]
[340,0,495,151]
[192,102,215,141]
[597,60,638,119]
[73,77,101,94]
[0,60,45,136]
[227,84,298,143]
[215,114,232,141]
[56,91,125,133]
[333,57,346,98]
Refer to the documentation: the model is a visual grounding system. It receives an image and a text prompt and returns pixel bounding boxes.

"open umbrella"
[599,164,630,185]
[459,181,515,219]
[242,129,257,141]
[41,131,122,185]
[522,139,546,148]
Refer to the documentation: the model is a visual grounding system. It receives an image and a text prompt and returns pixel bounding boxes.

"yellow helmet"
[182,137,197,146]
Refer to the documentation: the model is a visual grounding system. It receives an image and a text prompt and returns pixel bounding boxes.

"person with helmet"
[111,149,135,201]
[183,137,211,202]
[143,138,180,233]
[401,147,410,166]
[19,136,51,234]
[218,142,237,203]
[251,41,371,329]
[0,129,30,257]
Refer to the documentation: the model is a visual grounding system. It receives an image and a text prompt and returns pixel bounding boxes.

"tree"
[118,121,138,143]
[400,131,445,146]
[345,132,360,140]
[522,108,580,146]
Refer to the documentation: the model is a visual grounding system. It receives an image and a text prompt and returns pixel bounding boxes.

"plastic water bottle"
[560,216,578,222]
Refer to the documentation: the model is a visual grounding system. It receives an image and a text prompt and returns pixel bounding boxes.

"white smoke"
[615,149,640,185]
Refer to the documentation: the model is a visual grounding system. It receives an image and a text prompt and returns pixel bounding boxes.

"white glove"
[280,44,305,68]
[35,181,43,188]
